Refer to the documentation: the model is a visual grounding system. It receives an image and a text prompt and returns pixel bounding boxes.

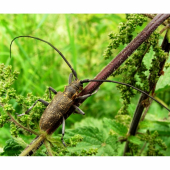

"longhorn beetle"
[10,36,170,155]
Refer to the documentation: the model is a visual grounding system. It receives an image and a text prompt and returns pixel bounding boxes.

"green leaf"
[139,119,170,136]
[103,118,128,136]
[156,67,170,92]
[0,147,3,154]
[128,136,143,145]
[66,125,119,156]
[36,14,48,29]
[74,117,104,131]
[74,117,109,140]
[66,126,104,145]
[65,117,129,155]
[97,135,119,156]
[167,28,170,43]
[0,138,24,156]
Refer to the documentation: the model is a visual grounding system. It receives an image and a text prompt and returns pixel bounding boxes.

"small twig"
[44,140,53,156]
[141,99,153,121]
[6,111,39,136]
[0,102,39,136]
[138,142,147,156]
[143,14,156,20]
[160,24,170,34]
[142,14,167,26]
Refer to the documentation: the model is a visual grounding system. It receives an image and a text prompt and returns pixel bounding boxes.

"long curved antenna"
[10,35,78,79]
[81,79,170,112]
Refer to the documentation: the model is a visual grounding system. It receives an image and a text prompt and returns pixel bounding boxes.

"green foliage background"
[0,14,170,156]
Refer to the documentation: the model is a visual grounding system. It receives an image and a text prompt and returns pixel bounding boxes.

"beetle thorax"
[64,80,83,99]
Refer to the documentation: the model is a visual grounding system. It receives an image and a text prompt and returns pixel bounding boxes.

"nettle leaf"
[74,117,104,131]
[74,117,110,139]
[139,119,170,136]
[138,102,170,136]
[103,118,128,136]
[66,126,104,146]
[65,118,121,156]
[0,138,24,156]
[156,67,170,93]
[97,135,119,156]
[128,136,143,145]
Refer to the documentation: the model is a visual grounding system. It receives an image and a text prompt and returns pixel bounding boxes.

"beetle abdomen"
[39,92,73,131]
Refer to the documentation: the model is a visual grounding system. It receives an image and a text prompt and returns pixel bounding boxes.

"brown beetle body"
[39,79,83,131]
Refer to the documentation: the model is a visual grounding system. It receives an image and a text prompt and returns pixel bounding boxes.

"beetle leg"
[76,88,99,100]
[17,99,49,116]
[68,73,73,84]
[73,105,85,115]
[61,116,67,147]
[73,110,79,114]
[48,87,57,99]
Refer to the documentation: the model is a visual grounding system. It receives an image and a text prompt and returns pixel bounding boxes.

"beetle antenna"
[10,35,78,79]
[81,79,170,112]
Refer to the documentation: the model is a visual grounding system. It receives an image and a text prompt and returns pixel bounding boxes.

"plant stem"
[141,99,153,121]
[19,134,45,156]
[7,111,39,135]
[160,24,170,34]
[123,26,170,156]
[138,141,147,156]
[44,140,54,156]
[0,102,39,136]
[142,14,167,26]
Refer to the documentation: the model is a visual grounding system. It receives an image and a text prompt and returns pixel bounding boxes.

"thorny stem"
[21,14,170,156]
[123,25,170,156]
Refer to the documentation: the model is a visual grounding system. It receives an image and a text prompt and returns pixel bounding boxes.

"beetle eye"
[79,86,83,91]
